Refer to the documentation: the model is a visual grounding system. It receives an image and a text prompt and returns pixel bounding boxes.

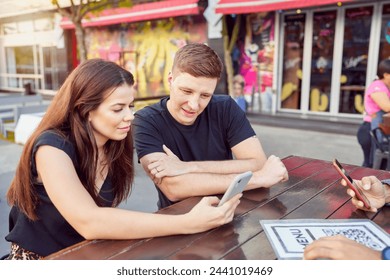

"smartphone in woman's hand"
[218,171,253,207]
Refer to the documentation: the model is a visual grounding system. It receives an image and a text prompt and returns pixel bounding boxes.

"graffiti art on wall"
[85,16,207,98]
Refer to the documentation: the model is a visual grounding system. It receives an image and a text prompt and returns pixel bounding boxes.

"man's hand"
[250,155,288,189]
[148,145,191,178]
[342,176,387,212]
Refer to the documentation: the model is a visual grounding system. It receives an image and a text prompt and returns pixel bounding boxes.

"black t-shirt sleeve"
[31,130,77,178]
[133,109,165,160]
[224,97,256,148]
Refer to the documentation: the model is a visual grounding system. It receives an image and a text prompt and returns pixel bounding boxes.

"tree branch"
[80,0,127,18]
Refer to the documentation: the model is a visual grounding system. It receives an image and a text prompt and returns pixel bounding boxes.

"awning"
[215,0,355,15]
[61,0,200,29]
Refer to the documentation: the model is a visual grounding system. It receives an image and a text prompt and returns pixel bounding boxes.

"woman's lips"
[118,126,130,132]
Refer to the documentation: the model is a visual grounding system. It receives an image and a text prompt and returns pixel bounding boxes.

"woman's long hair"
[7,59,135,220]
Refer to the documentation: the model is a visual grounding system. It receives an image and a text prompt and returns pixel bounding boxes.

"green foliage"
[53,1,133,18]
[88,0,132,13]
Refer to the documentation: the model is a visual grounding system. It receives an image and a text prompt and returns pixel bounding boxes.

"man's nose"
[187,96,200,110]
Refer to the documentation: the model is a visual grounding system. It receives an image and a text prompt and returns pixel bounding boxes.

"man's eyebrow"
[179,86,192,90]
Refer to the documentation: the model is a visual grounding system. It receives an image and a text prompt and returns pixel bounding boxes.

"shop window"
[5,46,40,89]
[378,4,390,64]
[243,12,276,113]
[2,17,53,35]
[43,47,53,90]
[42,46,67,90]
[281,14,305,110]
[309,10,336,112]
[339,6,373,114]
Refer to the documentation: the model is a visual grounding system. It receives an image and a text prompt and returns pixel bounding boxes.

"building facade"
[215,0,390,121]
[1,0,390,123]
[0,0,212,98]
[0,8,71,94]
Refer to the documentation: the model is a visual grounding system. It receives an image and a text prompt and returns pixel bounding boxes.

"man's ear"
[167,71,173,86]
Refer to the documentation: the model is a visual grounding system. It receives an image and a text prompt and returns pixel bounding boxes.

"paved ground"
[0,123,363,257]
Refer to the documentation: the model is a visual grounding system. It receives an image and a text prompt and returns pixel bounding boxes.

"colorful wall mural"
[85,16,207,98]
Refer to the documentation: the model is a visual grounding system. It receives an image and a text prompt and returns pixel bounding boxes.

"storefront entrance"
[279,2,389,118]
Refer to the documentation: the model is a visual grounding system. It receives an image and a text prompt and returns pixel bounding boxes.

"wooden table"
[46,156,390,260]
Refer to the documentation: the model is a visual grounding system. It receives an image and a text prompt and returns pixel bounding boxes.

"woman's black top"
[5,130,114,257]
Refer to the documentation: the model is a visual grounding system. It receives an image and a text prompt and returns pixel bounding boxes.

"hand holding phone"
[218,171,253,207]
[332,159,371,209]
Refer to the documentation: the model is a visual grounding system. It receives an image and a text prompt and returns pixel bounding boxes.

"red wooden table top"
[46,156,390,260]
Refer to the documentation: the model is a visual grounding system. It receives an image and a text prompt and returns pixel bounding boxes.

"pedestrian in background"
[232,74,248,112]
[357,59,390,168]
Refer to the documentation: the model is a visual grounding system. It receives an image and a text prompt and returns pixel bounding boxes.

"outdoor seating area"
[46,156,390,260]
[0,93,49,142]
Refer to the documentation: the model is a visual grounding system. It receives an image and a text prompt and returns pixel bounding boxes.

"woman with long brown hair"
[4,59,241,260]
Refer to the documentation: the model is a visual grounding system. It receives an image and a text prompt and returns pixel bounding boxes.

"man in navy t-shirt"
[133,43,288,209]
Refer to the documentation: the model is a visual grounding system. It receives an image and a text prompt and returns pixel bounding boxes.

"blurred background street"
[0,122,363,257]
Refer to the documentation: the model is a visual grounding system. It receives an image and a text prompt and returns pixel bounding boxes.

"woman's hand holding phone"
[218,171,252,207]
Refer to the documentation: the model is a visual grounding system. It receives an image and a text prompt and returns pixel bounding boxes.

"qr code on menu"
[322,228,382,250]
